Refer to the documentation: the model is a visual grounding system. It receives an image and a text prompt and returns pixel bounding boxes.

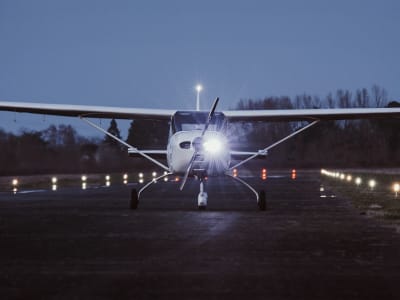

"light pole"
[196,84,202,111]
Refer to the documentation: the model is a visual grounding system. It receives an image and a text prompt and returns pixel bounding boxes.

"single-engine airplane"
[1,98,400,210]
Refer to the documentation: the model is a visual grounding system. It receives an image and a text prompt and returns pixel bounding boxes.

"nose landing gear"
[198,180,208,210]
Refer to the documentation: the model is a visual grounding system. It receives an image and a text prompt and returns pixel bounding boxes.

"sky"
[1,0,399,138]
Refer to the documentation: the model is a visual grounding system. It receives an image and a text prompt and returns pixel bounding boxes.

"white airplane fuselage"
[167,130,230,176]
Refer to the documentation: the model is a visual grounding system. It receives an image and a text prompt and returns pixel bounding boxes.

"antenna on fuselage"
[195,84,202,111]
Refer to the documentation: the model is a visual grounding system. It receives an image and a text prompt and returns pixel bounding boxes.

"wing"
[223,107,400,122]
[0,101,175,120]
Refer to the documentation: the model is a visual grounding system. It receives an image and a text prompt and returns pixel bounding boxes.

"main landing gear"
[227,174,267,211]
[130,172,172,210]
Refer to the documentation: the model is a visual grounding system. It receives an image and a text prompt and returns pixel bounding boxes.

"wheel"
[258,190,266,211]
[198,191,208,210]
[130,188,139,210]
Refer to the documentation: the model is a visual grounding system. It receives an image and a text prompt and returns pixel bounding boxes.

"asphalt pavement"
[0,172,400,299]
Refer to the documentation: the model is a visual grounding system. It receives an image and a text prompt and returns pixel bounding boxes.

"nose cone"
[168,131,230,175]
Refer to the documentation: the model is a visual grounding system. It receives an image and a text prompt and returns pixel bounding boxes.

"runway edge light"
[393,183,400,197]
[368,179,376,190]
[261,168,267,180]
[291,169,296,180]
[12,178,18,194]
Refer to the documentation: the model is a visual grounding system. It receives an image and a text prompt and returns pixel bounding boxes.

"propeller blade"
[201,97,219,137]
[179,151,197,190]
[180,97,220,191]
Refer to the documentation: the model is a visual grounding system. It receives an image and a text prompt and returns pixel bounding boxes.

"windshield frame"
[171,111,227,134]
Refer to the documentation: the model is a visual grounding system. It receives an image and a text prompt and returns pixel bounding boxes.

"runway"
[1,172,400,299]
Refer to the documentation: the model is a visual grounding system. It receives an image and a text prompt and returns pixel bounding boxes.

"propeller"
[179,97,219,190]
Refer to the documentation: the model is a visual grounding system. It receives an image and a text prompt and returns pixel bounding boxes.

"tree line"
[231,85,400,168]
[0,85,399,175]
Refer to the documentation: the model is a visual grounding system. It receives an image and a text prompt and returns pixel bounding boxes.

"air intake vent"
[179,141,191,149]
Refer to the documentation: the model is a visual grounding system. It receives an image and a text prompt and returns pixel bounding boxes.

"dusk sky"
[1,0,399,137]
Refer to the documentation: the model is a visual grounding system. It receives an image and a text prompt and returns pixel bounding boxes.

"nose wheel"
[198,180,208,210]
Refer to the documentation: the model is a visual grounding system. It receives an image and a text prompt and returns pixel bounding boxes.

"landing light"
[203,138,223,154]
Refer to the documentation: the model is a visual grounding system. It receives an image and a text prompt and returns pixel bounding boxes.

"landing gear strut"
[130,172,172,210]
[258,190,266,211]
[198,179,208,210]
[227,174,267,211]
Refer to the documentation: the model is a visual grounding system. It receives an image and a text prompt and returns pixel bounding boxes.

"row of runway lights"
[321,169,400,197]
[10,171,178,193]
[233,168,297,180]
[10,169,296,192]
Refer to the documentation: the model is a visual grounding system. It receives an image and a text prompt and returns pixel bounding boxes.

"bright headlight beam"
[203,138,223,154]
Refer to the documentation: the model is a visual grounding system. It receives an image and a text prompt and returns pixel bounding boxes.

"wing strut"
[80,117,170,172]
[229,120,320,170]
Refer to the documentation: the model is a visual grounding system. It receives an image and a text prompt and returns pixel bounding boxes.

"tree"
[126,119,169,149]
[103,119,122,148]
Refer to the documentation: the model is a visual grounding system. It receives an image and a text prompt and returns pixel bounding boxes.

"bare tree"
[371,85,388,108]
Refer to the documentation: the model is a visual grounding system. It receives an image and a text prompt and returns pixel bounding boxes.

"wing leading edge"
[223,107,400,122]
[0,101,175,120]
[1,101,400,122]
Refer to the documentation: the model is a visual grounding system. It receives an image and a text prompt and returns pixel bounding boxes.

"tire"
[130,188,139,210]
[258,190,266,211]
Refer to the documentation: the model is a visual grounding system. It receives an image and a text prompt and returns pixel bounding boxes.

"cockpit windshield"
[171,111,227,133]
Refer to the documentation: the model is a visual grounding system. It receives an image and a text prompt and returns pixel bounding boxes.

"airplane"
[1,98,400,210]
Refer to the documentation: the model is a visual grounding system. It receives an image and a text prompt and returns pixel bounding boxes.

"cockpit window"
[171,111,227,133]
